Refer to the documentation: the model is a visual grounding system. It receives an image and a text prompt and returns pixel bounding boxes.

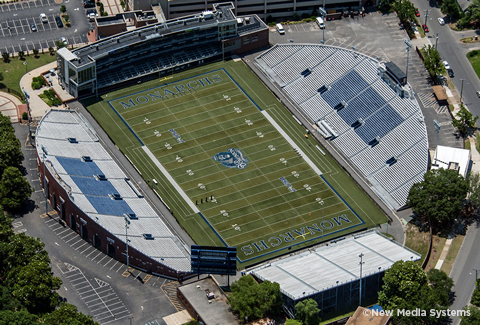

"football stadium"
[39,2,428,281]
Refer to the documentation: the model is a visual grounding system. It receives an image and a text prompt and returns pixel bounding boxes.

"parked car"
[447,69,454,78]
[84,0,95,8]
[343,10,349,17]
[40,13,48,23]
[55,16,63,27]
[415,10,420,17]
[86,9,98,16]
[443,60,450,70]
[476,91,480,98]
[30,23,37,32]
[422,24,429,32]
[438,17,445,25]
[61,37,68,45]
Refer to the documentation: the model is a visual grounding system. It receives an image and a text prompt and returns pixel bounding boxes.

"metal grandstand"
[255,44,429,210]
[35,109,191,273]
[249,231,421,317]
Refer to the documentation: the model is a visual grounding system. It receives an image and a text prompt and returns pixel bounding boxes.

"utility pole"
[435,33,439,49]
[124,216,130,271]
[359,253,365,306]
[424,10,430,27]
[460,79,465,104]
[404,38,412,83]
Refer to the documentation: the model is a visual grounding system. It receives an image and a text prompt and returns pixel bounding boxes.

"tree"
[461,305,480,324]
[229,275,282,322]
[467,172,480,214]
[32,48,39,58]
[452,105,478,138]
[18,50,24,60]
[0,310,38,325]
[60,5,66,12]
[42,303,99,325]
[378,261,453,324]
[407,168,469,229]
[295,299,320,325]
[0,113,24,176]
[56,41,66,50]
[49,47,55,56]
[1,52,9,63]
[378,0,395,12]
[441,0,461,19]
[285,319,303,325]
[0,166,33,211]
[395,0,416,23]
[422,45,443,77]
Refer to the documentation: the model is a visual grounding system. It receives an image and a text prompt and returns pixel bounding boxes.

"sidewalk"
[0,92,23,123]
[19,61,75,119]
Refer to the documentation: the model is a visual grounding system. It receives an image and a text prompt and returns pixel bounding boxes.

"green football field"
[84,60,387,266]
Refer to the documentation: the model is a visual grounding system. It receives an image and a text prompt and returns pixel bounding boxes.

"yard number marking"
[165,142,172,149]
[144,117,151,124]
[256,131,264,138]
[303,184,312,192]
[268,145,276,151]
[280,158,287,165]
[154,130,161,137]
[234,106,242,113]
[176,155,183,163]
[186,169,194,176]
[224,94,231,101]
[245,119,253,126]
[198,183,206,190]
[232,224,241,231]
[291,170,299,178]
[220,210,229,217]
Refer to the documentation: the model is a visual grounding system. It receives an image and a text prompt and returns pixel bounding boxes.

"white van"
[276,23,285,34]
[316,17,325,29]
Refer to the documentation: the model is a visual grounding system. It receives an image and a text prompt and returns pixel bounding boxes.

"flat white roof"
[432,145,471,177]
[36,110,191,272]
[250,231,421,300]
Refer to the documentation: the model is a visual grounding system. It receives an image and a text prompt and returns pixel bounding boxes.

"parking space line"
[81,245,95,254]
[65,233,81,244]
[122,267,134,277]
[91,251,103,261]
[103,259,114,268]
[50,225,63,231]
[116,264,125,273]
[143,274,152,284]
[75,242,88,250]
[57,228,70,236]
[96,255,108,264]
[85,248,98,258]
[109,261,120,270]
[61,232,76,240]
[68,237,83,245]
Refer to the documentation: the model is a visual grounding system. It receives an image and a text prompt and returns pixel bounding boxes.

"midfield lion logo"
[213,148,249,170]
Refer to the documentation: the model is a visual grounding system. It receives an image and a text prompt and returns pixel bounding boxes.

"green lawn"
[467,50,480,80]
[83,60,387,267]
[0,52,56,98]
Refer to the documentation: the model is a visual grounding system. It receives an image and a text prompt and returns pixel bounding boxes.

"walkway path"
[0,92,22,123]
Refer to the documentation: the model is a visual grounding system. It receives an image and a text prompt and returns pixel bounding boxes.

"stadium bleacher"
[255,44,428,209]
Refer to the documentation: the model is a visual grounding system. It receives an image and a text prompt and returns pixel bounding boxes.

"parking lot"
[59,262,132,324]
[0,0,91,53]
[267,12,462,149]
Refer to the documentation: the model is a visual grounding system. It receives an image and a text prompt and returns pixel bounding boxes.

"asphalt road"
[448,225,480,325]
[13,122,188,325]
[414,0,480,122]
[0,0,92,53]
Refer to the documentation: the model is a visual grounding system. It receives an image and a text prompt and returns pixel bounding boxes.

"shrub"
[31,82,41,90]
[22,112,28,120]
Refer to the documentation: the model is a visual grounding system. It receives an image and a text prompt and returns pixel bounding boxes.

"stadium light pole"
[319,6,326,44]
[124,216,130,271]
[335,280,339,310]
[359,253,365,306]
[433,120,441,162]
[404,38,412,83]
[460,79,465,104]
[42,149,48,217]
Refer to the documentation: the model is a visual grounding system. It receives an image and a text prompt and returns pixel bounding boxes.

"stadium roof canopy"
[249,231,421,301]
[35,109,191,272]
